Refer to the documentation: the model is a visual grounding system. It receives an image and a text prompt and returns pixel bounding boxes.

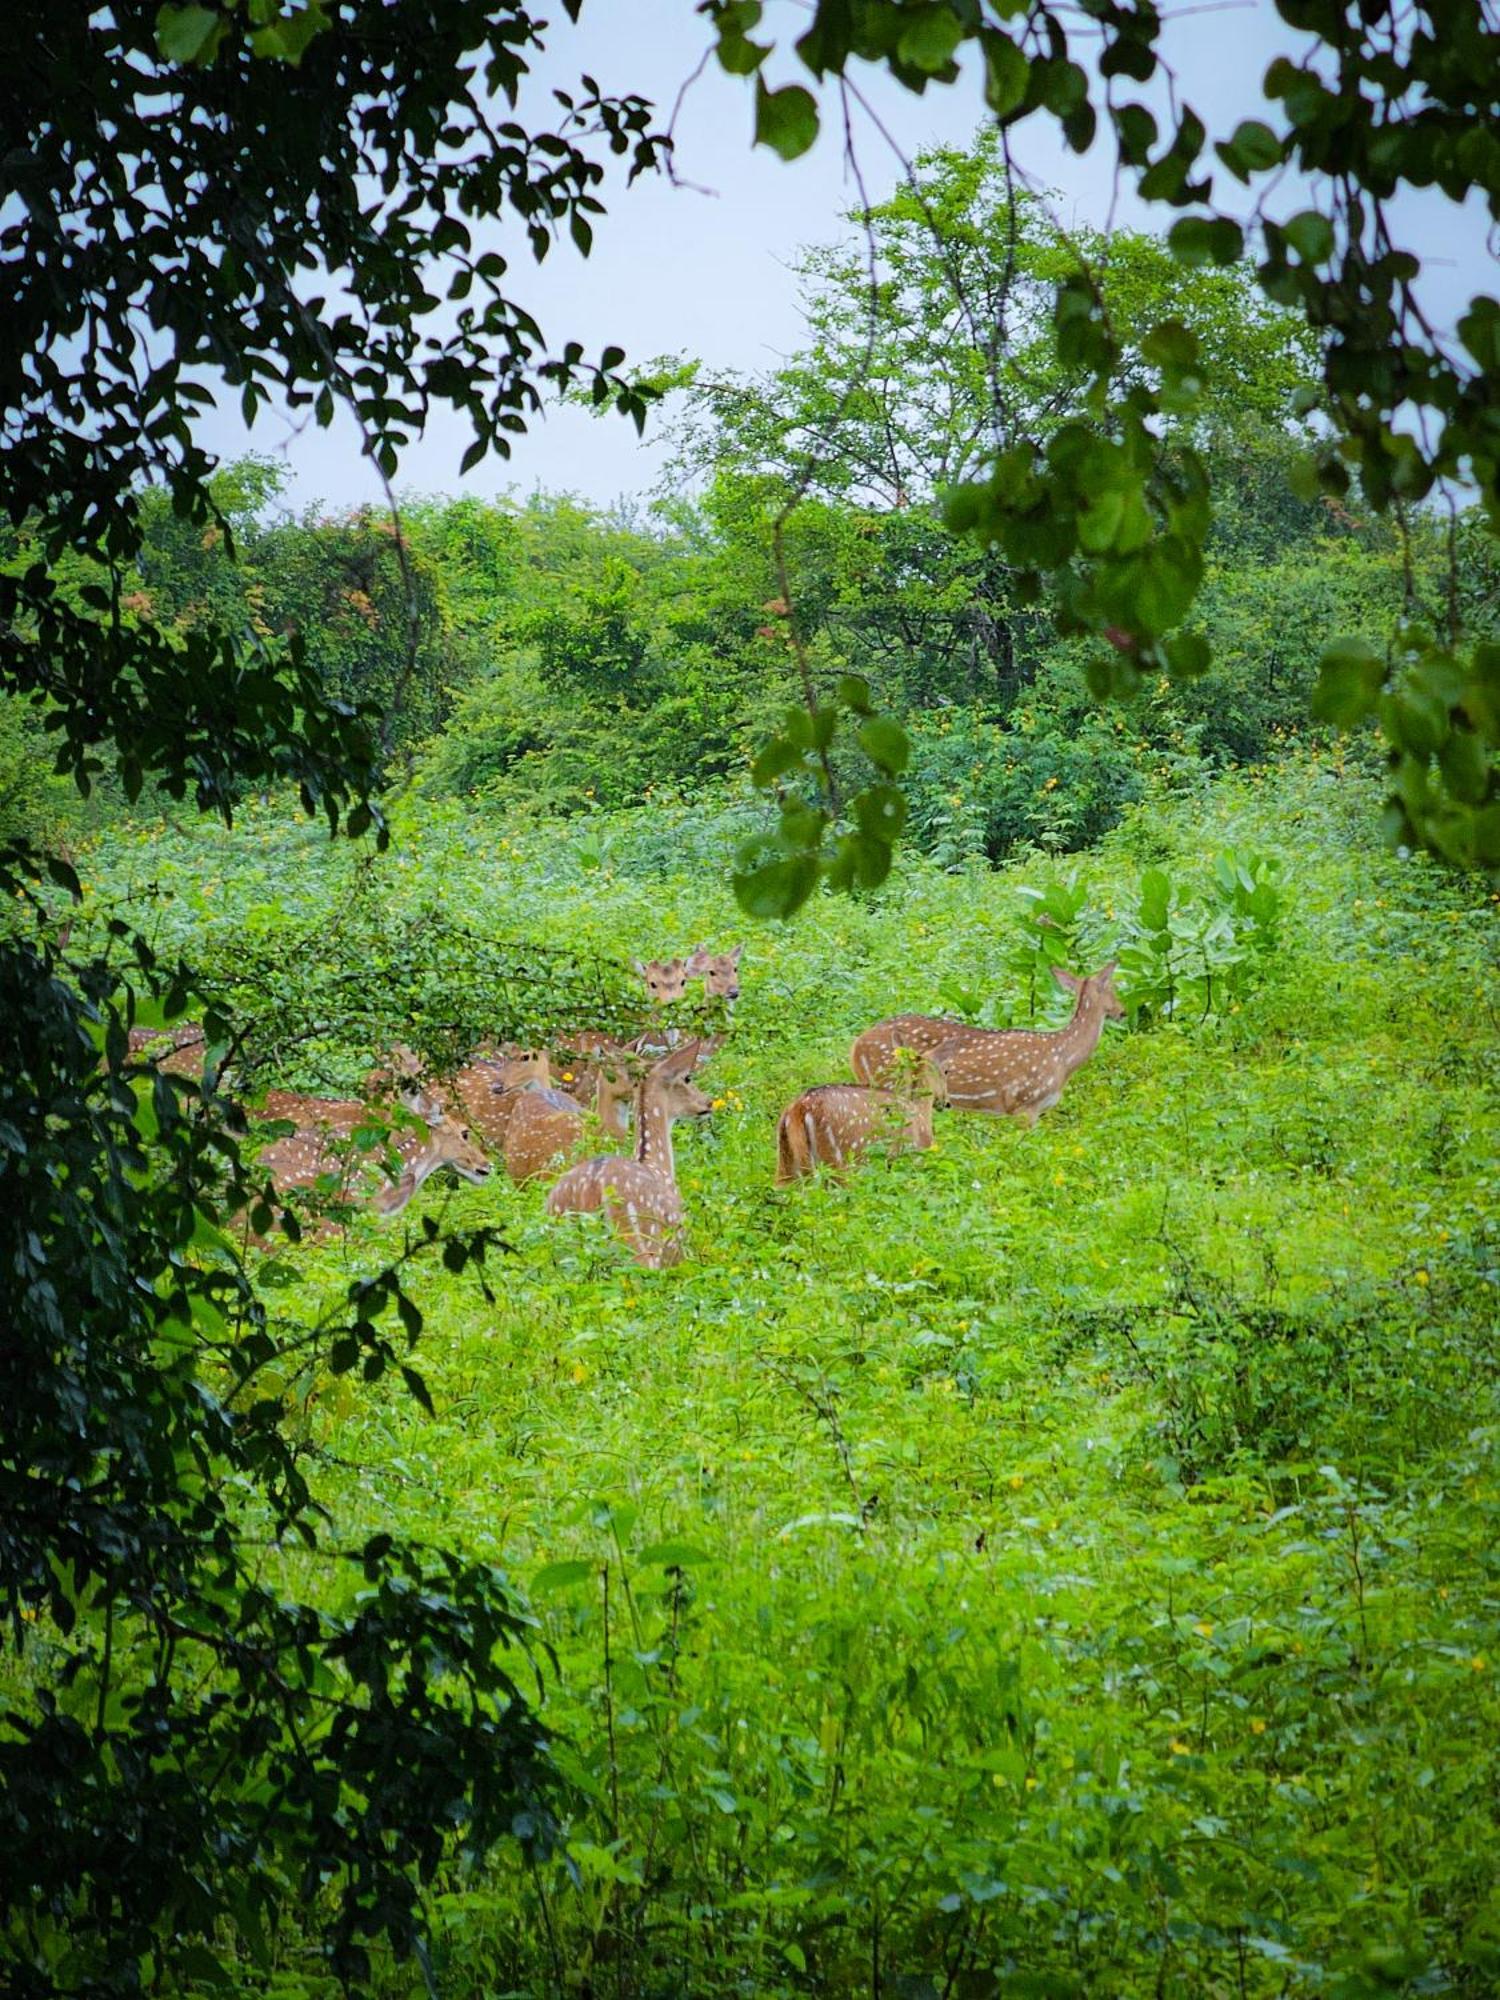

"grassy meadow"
[76,753,1499,1998]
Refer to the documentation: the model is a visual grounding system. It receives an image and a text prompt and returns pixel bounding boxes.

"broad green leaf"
[531,1560,596,1594]
[897,7,964,73]
[1311,638,1384,727]
[1284,210,1336,264]
[156,3,224,64]
[733,852,820,919]
[857,716,910,775]
[754,78,819,161]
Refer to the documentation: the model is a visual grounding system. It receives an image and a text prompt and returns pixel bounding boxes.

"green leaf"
[981,32,1028,116]
[856,716,910,775]
[733,853,821,919]
[1284,210,1336,264]
[1219,118,1282,176]
[897,7,964,73]
[1438,727,1490,806]
[531,1560,596,1594]
[754,78,819,161]
[853,782,908,841]
[155,3,225,64]
[1311,638,1384,727]
[750,737,802,788]
[837,673,873,715]
[635,1541,716,1567]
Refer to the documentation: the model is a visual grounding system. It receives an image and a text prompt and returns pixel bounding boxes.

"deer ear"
[729,944,744,964]
[1051,965,1082,992]
[631,959,646,977]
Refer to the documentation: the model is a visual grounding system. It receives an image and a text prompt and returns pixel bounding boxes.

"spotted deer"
[252,1096,491,1226]
[850,963,1123,1123]
[544,1041,713,1268]
[631,956,692,1053]
[504,1045,636,1184]
[776,1055,946,1184]
[124,1023,209,1078]
[686,943,743,1005]
[448,1049,551,1151]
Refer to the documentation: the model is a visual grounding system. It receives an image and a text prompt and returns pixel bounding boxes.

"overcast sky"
[201,0,1492,515]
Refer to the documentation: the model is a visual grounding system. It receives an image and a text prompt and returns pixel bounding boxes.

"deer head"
[686,943,744,1002]
[371,1118,492,1214]
[632,957,691,1006]
[1052,961,1125,1020]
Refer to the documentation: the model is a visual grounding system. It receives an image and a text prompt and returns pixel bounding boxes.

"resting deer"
[504,1045,636,1184]
[544,1041,713,1268]
[124,1023,209,1078]
[686,944,743,1005]
[776,1055,945,1184]
[252,1094,491,1226]
[449,1049,551,1150]
[632,956,691,1053]
[851,963,1123,1123]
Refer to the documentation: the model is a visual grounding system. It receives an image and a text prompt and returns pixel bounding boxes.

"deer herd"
[122,945,1121,1271]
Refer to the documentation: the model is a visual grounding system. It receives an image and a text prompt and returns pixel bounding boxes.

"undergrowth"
[57,753,1500,1997]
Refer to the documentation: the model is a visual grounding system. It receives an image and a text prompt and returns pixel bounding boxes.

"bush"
[903,708,1142,867]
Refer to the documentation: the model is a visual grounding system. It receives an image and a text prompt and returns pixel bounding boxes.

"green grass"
[79,754,1500,1996]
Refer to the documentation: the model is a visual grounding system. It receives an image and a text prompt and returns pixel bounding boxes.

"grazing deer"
[686,944,743,1005]
[125,1023,209,1078]
[504,1046,636,1184]
[776,1056,945,1184]
[544,1042,713,1268]
[253,1095,491,1225]
[850,963,1123,1123]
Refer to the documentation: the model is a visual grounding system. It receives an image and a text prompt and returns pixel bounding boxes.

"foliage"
[903,708,1142,868]
[702,0,1500,869]
[1,6,667,1987]
[0,914,554,1995]
[43,755,1498,1997]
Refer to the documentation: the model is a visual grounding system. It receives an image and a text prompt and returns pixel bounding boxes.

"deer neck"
[1056,990,1106,1072]
[632,1086,676,1184]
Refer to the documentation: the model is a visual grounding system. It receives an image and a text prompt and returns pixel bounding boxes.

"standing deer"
[850,963,1123,1123]
[544,1041,713,1268]
[686,944,743,1005]
[776,1056,946,1183]
[504,1045,636,1184]
[252,1095,491,1226]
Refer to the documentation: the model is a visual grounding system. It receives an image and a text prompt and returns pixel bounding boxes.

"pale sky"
[199,0,1493,514]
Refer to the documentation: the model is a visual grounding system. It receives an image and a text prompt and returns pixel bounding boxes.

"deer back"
[125,1023,209,1079]
[776,1083,935,1184]
[503,1085,588,1184]
[545,1154,686,1267]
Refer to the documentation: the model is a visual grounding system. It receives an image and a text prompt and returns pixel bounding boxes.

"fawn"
[252,1095,491,1230]
[544,1041,713,1268]
[776,1055,945,1183]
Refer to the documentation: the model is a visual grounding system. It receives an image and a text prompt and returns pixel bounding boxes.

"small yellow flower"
[1415,1270,1429,1286]
[1008,1473,1024,1490]
[1170,1738,1192,1756]
[571,1360,588,1385]
[1024,1776,1038,1790]
[1250,1718,1267,1735]
[1194,1621,1214,1638]
[1472,1655,1488,1673]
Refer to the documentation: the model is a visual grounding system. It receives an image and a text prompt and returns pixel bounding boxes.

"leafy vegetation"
[14,753,1492,1996]
[5,6,1500,1993]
